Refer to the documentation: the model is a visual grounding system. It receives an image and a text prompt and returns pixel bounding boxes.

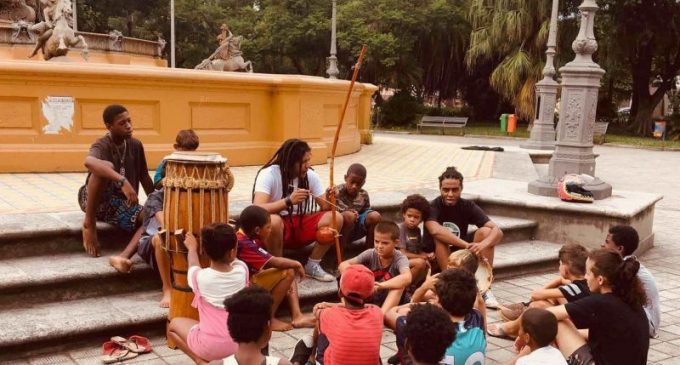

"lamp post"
[520,0,558,150]
[170,0,176,68]
[529,0,612,199]
[326,0,339,79]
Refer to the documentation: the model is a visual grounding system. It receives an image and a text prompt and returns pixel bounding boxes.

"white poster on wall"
[42,96,75,134]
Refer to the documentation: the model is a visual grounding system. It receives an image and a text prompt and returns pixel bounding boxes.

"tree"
[466,0,552,121]
[598,0,680,135]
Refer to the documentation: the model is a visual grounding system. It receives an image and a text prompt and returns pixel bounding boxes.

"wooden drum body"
[161,152,234,347]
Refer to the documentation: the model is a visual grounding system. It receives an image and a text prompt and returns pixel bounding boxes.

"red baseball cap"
[340,265,375,303]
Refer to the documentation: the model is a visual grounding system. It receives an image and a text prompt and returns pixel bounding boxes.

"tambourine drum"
[475,259,494,295]
[161,152,234,347]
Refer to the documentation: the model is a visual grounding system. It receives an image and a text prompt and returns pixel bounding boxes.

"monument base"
[528,176,613,200]
[520,139,556,150]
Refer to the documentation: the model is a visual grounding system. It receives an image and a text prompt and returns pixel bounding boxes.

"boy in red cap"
[290,264,384,365]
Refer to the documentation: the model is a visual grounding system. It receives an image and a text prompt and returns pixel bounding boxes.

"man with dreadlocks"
[252,139,343,282]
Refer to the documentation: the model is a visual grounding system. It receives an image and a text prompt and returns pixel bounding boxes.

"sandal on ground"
[127,335,152,353]
[487,323,513,339]
[101,341,139,363]
[110,335,147,353]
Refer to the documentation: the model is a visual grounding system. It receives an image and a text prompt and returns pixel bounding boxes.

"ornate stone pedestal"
[528,0,612,200]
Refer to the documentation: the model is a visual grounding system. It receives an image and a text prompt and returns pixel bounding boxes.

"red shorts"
[282,212,326,249]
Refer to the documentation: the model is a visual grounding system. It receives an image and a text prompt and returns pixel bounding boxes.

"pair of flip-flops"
[101,335,152,363]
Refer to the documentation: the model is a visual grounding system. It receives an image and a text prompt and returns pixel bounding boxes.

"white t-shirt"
[637,262,661,337]
[516,346,567,365]
[253,165,325,215]
[188,260,248,308]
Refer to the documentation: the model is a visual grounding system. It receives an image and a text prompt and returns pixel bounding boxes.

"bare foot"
[159,289,171,308]
[82,224,100,257]
[108,255,132,273]
[291,313,316,328]
[271,317,293,332]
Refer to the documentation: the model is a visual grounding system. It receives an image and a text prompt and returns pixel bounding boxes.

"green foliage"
[378,90,425,128]
[467,0,551,121]
[423,105,470,117]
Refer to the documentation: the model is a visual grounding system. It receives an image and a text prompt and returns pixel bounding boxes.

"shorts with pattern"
[78,181,142,232]
[567,344,595,365]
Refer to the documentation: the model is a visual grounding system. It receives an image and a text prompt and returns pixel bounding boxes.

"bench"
[593,121,609,144]
[417,116,468,135]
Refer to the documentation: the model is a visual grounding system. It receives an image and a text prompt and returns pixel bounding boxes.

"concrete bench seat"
[417,116,468,135]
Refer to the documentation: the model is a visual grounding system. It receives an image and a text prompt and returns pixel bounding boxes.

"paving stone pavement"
[4,133,680,364]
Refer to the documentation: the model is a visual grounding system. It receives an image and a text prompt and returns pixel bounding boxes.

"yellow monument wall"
[0,60,377,172]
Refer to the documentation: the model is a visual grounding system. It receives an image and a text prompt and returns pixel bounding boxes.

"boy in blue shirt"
[386,268,486,365]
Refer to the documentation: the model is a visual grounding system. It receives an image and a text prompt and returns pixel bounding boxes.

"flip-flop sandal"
[128,335,152,353]
[487,323,513,339]
[101,341,139,363]
[110,336,145,353]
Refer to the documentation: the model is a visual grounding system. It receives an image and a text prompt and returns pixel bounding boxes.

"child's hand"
[294,261,306,280]
[422,275,438,291]
[347,209,359,222]
[184,232,198,252]
[514,336,527,353]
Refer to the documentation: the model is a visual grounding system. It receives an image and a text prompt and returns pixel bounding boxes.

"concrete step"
[0,277,337,355]
[492,240,562,280]
[0,250,160,307]
[469,215,537,243]
[0,290,167,354]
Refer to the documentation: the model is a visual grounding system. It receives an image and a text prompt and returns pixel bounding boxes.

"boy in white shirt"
[512,308,566,365]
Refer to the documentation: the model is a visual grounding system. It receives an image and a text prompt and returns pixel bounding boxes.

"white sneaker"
[483,289,500,309]
[305,262,335,282]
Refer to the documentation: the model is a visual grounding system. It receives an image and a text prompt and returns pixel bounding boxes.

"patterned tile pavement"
[5,133,680,364]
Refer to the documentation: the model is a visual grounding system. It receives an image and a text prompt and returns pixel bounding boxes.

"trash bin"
[507,114,517,133]
[653,120,667,139]
[500,114,508,132]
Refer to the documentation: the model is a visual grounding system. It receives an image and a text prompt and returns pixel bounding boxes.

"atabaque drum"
[161,151,234,347]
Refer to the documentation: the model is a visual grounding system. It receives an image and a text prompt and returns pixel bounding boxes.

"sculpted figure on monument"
[195,24,253,73]
[0,0,37,23]
[28,0,88,61]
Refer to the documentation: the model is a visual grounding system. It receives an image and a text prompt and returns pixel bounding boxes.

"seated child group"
[87,105,659,365]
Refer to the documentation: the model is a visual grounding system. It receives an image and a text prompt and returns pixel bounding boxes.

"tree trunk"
[632,96,656,136]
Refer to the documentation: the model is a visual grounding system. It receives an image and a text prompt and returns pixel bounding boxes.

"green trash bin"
[500,114,508,132]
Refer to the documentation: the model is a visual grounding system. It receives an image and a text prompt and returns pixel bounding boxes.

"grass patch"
[602,134,680,149]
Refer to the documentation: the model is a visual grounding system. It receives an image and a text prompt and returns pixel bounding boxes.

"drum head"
[475,260,493,295]
[164,151,227,164]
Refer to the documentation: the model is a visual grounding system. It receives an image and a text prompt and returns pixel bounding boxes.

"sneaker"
[305,262,335,282]
[483,289,500,309]
[499,302,529,321]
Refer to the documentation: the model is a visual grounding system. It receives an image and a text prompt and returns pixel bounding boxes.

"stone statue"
[216,23,232,46]
[0,0,37,23]
[28,0,88,61]
[195,25,253,73]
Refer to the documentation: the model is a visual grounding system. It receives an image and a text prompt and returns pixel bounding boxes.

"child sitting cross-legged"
[507,308,567,365]
[397,194,435,289]
[236,205,315,331]
[386,268,487,365]
[339,220,412,314]
[334,163,382,248]
[290,264,384,365]
[212,286,294,365]
[487,244,590,339]
[168,223,248,364]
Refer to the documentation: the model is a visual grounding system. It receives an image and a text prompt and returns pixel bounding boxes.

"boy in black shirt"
[487,244,590,338]
[423,166,503,307]
[79,104,154,257]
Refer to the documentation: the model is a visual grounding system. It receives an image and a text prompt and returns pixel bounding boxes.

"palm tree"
[466,0,551,121]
